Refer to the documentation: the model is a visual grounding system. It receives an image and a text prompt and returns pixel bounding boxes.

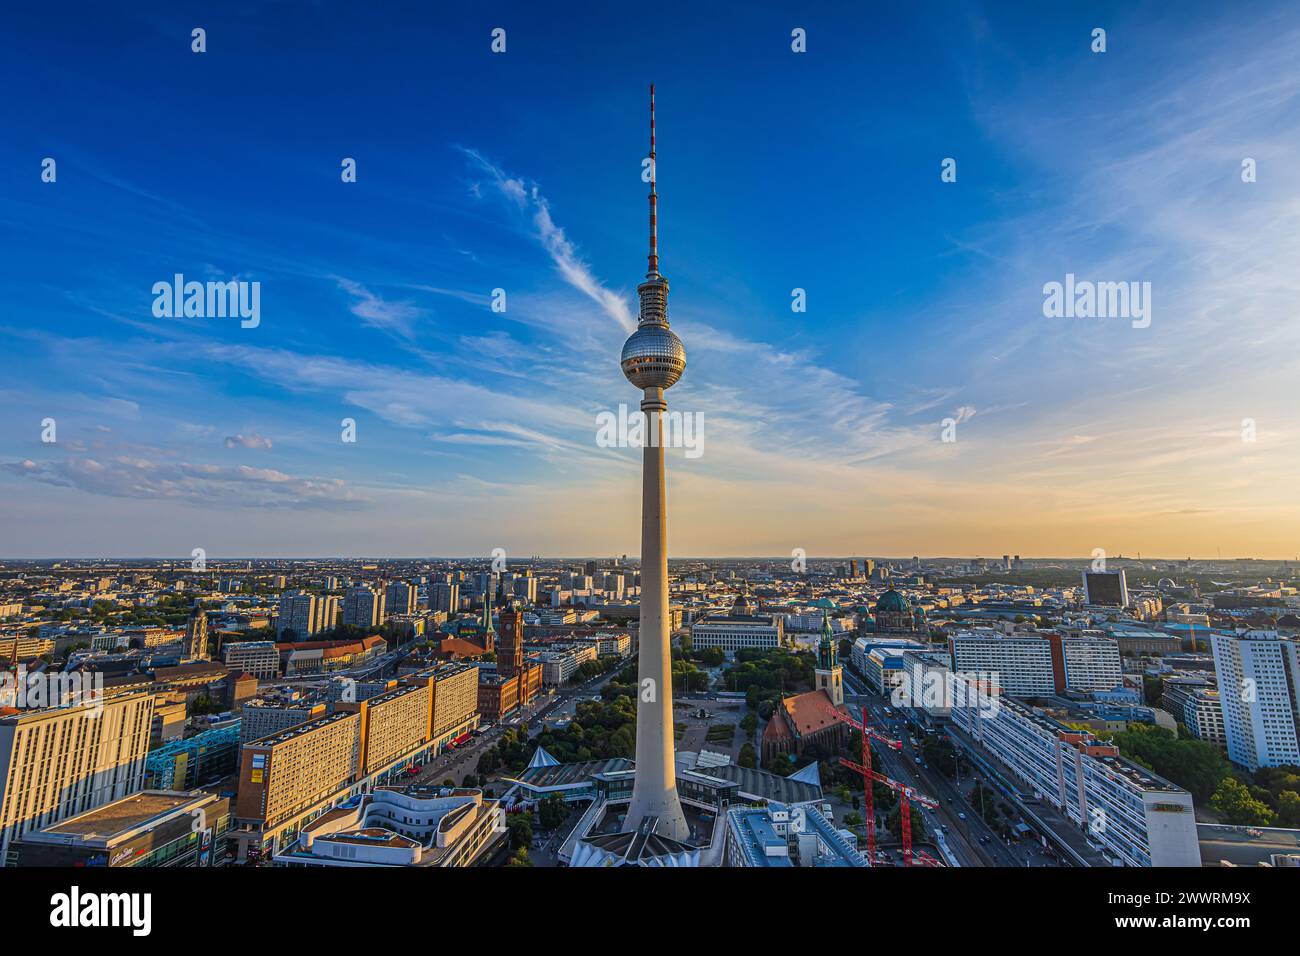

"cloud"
[334,277,426,338]
[223,432,273,450]
[4,456,364,510]
[461,147,637,333]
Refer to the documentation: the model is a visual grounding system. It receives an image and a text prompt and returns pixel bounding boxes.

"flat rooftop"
[43,790,208,841]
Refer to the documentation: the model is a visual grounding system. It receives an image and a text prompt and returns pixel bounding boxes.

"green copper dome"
[875,589,909,614]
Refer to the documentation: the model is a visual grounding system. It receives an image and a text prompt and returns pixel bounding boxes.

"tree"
[741,712,758,735]
[738,742,757,768]
[1111,724,1231,803]
[539,795,568,830]
[506,814,534,850]
[1211,777,1276,826]
[885,801,927,842]
[506,847,532,867]
[1275,790,1300,828]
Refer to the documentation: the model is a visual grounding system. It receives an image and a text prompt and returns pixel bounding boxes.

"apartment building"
[276,591,318,639]
[949,677,1200,867]
[240,698,327,744]
[948,629,1057,696]
[595,632,631,658]
[342,683,432,776]
[538,643,599,686]
[422,664,480,746]
[385,581,417,617]
[0,690,156,864]
[224,640,280,678]
[1211,630,1300,771]
[342,586,385,629]
[1048,631,1123,693]
[947,628,1121,696]
[429,583,459,614]
[1162,677,1226,749]
[235,711,364,859]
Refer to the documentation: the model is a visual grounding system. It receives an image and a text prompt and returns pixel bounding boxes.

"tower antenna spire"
[648,83,659,278]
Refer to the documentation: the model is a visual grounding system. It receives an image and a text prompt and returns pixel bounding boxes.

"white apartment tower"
[1211,631,1300,771]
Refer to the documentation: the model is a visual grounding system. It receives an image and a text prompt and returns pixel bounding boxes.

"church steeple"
[480,583,496,652]
[817,609,837,669]
[815,610,844,707]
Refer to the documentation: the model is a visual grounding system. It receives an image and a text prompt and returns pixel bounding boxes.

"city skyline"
[4,1,1300,559]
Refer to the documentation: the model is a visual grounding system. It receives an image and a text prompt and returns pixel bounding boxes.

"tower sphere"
[621,323,686,390]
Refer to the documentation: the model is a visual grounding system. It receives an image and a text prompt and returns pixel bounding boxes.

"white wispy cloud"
[334,277,426,338]
[461,147,637,333]
[5,456,364,510]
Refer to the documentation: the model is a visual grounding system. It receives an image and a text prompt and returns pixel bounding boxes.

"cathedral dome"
[875,589,909,614]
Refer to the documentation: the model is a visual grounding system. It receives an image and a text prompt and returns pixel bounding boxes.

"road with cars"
[841,668,1061,868]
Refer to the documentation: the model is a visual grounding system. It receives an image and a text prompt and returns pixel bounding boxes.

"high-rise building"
[1161,677,1225,749]
[276,591,319,639]
[342,586,385,629]
[948,629,1056,696]
[1211,630,1300,771]
[386,580,417,617]
[185,606,209,661]
[430,582,459,614]
[314,595,340,634]
[618,84,689,841]
[235,711,363,858]
[1083,569,1129,607]
[1046,630,1123,693]
[513,575,537,604]
[0,691,156,863]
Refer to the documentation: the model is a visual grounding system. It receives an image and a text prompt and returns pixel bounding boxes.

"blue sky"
[2,0,1299,558]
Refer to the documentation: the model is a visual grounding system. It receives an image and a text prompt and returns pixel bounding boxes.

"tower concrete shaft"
[625,388,688,840]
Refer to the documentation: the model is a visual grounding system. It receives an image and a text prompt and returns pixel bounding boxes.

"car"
[958,812,967,820]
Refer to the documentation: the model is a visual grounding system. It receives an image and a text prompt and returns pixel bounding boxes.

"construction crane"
[836,705,940,867]
[833,705,900,865]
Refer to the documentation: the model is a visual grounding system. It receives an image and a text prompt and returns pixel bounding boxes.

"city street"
[841,669,1060,868]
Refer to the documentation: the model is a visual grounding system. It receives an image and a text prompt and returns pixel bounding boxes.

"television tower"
[620,84,689,841]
